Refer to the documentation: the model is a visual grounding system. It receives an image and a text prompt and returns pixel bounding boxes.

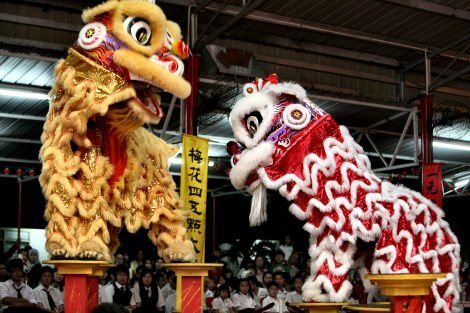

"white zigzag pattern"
[257,126,460,312]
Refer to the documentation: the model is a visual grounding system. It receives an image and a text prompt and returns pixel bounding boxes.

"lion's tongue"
[135,88,163,118]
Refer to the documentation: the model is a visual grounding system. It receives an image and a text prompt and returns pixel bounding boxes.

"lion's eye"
[244,111,263,136]
[124,17,152,46]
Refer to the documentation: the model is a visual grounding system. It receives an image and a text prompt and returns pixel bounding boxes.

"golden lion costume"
[39,0,196,263]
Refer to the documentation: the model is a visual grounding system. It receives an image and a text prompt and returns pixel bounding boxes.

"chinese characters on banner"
[181,134,209,263]
[422,163,443,208]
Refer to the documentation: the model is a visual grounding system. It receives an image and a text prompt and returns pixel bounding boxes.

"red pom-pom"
[16,169,23,176]
[28,170,36,176]
[225,168,231,175]
[214,164,221,171]
[3,168,10,175]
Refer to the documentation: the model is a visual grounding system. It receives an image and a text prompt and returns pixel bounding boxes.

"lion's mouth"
[132,82,164,118]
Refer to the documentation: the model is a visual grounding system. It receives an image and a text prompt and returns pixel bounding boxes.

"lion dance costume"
[39,0,196,263]
[228,75,460,313]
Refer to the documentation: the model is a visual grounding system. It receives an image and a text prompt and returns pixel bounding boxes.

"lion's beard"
[105,102,145,141]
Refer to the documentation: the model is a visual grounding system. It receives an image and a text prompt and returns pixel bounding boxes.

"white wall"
[1,227,48,262]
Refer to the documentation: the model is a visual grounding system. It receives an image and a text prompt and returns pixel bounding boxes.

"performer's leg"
[302,240,354,302]
[147,203,196,263]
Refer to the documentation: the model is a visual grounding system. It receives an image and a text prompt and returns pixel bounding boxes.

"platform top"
[365,273,447,280]
[290,302,351,307]
[43,260,114,276]
[162,263,223,268]
[344,304,390,312]
[44,260,112,266]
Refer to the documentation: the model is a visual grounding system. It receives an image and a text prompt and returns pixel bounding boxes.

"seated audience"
[285,275,303,304]
[212,284,235,313]
[130,269,164,313]
[0,259,38,312]
[261,281,288,313]
[33,266,64,312]
[101,265,132,312]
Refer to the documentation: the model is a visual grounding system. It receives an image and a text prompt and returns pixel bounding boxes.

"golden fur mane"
[40,60,194,262]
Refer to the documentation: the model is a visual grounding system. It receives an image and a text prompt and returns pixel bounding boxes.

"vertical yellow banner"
[181,134,209,263]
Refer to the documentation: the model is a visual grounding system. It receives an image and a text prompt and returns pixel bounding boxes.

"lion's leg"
[74,147,116,263]
[45,214,80,259]
[303,239,355,303]
[147,203,196,263]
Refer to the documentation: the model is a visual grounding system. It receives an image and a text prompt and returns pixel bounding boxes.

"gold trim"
[44,260,114,276]
[290,302,351,313]
[64,48,128,100]
[365,273,447,296]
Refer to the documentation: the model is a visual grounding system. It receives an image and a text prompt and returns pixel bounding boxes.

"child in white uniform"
[261,281,288,313]
[212,284,235,313]
[231,278,257,312]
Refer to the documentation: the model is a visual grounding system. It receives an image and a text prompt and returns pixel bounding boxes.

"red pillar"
[44,261,112,313]
[420,95,433,196]
[181,276,203,313]
[64,275,99,313]
[420,95,433,165]
[184,55,200,136]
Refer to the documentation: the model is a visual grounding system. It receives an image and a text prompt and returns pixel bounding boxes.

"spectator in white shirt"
[279,236,293,261]
[160,273,175,302]
[101,265,132,312]
[262,272,274,289]
[0,259,38,312]
[273,272,289,301]
[164,293,175,313]
[231,278,257,312]
[130,269,164,313]
[285,275,303,305]
[211,285,235,313]
[247,276,267,307]
[261,281,288,313]
[33,266,64,312]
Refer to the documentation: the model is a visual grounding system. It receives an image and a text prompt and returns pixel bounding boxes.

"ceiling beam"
[6,0,91,11]
[0,113,46,122]
[0,137,41,144]
[0,13,81,32]
[194,0,215,14]
[256,54,399,84]
[205,3,470,62]
[0,50,60,63]
[379,0,470,22]
[400,33,470,74]
[193,0,267,52]
[429,65,470,92]
[0,157,41,165]
[0,36,69,52]
[199,77,413,112]
[0,82,51,94]
[257,54,470,97]
[222,32,401,67]
[364,151,470,166]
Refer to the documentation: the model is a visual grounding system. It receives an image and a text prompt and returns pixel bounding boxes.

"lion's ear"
[167,21,183,42]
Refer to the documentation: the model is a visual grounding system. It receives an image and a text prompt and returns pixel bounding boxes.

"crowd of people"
[0,238,469,313]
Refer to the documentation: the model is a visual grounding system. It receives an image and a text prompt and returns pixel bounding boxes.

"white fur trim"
[229,141,275,190]
[264,82,307,100]
[229,92,277,149]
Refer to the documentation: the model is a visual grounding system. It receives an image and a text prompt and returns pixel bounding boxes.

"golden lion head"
[68,0,191,124]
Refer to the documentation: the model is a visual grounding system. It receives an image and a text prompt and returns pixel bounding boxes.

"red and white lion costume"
[227,75,460,313]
